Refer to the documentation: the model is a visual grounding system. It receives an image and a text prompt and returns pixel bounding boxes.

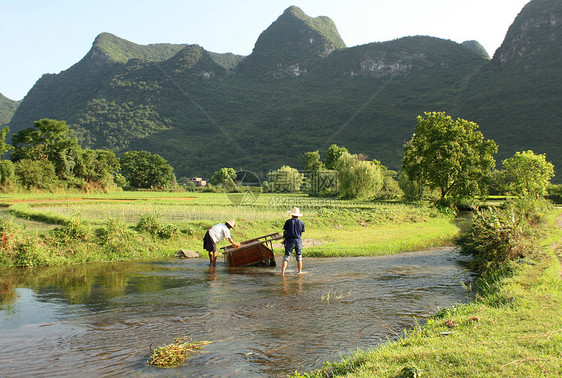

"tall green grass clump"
[135,213,179,239]
[0,217,48,267]
[456,197,551,276]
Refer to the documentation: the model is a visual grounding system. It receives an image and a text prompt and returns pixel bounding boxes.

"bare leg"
[281,260,288,276]
[211,251,217,266]
[297,259,303,274]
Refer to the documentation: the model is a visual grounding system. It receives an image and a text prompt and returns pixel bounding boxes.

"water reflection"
[0,248,473,377]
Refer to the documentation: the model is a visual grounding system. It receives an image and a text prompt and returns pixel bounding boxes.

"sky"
[1,0,531,101]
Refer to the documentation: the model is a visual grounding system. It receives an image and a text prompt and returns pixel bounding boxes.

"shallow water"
[0,248,473,377]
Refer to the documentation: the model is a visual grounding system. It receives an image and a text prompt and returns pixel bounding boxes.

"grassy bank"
[0,192,460,268]
[294,206,562,377]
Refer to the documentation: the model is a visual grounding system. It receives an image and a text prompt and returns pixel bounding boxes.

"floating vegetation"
[147,338,209,367]
[321,289,352,303]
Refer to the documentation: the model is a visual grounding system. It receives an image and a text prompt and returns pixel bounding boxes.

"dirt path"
[0,197,196,204]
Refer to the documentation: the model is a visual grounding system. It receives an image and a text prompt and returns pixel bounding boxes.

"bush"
[135,213,178,239]
[135,213,161,235]
[95,218,134,245]
[14,237,48,267]
[95,218,136,257]
[0,160,16,191]
[0,218,22,266]
[157,224,178,239]
[50,217,91,244]
[546,184,562,204]
[456,198,551,275]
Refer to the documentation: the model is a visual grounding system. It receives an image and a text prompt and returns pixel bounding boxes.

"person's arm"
[228,237,240,247]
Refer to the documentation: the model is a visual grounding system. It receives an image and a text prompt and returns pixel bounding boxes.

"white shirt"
[208,223,231,243]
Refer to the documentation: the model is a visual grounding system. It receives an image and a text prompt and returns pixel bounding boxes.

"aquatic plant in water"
[147,338,209,367]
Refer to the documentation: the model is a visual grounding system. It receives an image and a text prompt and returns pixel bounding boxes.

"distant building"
[187,177,207,187]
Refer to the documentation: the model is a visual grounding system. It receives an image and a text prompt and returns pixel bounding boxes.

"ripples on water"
[0,248,473,377]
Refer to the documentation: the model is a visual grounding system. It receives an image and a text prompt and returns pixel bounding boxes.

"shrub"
[546,184,562,204]
[0,218,22,266]
[50,217,91,244]
[456,198,551,275]
[95,218,136,257]
[157,224,178,239]
[0,160,16,191]
[135,213,161,235]
[95,218,134,245]
[14,237,48,267]
[135,213,178,239]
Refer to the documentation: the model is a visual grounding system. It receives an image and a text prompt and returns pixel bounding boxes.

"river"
[0,247,473,377]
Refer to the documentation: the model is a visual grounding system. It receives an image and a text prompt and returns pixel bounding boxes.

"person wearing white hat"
[203,220,240,266]
[282,207,305,276]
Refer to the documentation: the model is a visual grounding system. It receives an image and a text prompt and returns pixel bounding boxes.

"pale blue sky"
[1,0,530,100]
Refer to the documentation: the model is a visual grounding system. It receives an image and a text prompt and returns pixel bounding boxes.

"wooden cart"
[221,232,283,267]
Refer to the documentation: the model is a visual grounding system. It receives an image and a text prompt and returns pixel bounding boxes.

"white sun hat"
[287,207,303,217]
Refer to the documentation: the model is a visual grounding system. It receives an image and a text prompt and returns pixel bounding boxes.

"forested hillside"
[457,0,562,177]
[0,93,19,127]
[8,1,561,181]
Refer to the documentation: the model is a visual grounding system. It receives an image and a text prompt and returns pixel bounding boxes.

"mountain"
[237,5,346,78]
[461,40,490,59]
[457,0,562,176]
[0,93,19,127]
[8,2,561,182]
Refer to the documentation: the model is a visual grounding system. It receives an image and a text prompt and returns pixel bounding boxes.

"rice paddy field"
[0,190,460,260]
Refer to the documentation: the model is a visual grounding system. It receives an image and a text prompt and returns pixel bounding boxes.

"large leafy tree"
[336,152,383,199]
[269,165,303,193]
[119,151,174,188]
[11,119,82,180]
[74,149,121,189]
[402,112,497,203]
[303,150,324,171]
[502,150,555,198]
[210,167,237,190]
[324,144,348,170]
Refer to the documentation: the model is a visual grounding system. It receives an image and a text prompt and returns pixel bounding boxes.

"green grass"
[0,192,458,262]
[293,210,562,377]
[305,218,459,257]
[0,192,460,267]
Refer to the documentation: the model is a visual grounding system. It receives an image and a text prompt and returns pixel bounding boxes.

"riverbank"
[0,192,460,268]
[294,209,562,377]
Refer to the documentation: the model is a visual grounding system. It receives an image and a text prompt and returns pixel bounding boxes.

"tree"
[325,144,348,170]
[336,152,383,199]
[14,159,58,190]
[373,160,403,200]
[269,165,303,193]
[402,112,497,204]
[0,160,16,190]
[502,150,555,198]
[119,151,174,188]
[210,168,237,190]
[0,126,12,157]
[11,119,82,180]
[303,150,324,171]
[74,149,121,190]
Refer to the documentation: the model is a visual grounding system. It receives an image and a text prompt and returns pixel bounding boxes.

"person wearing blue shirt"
[282,207,305,276]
